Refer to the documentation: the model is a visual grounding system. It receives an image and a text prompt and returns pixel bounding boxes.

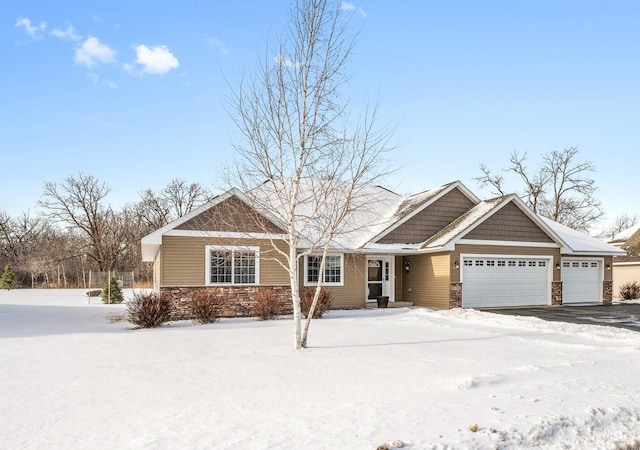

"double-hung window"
[304,254,343,286]
[206,246,259,285]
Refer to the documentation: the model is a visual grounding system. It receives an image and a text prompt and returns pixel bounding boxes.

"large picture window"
[304,254,343,286]
[206,246,259,285]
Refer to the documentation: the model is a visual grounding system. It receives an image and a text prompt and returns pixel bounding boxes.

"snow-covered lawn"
[1,290,640,449]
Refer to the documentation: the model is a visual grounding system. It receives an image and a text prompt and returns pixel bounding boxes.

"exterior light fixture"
[454,260,459,270]
[404,261,411,273]
[606,263,611,271]
[555,262,561,270]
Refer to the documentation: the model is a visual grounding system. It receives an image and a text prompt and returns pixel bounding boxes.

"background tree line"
[0,173,211,288]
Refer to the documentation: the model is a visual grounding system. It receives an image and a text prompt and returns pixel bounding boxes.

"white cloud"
[340,2,367,17]
[107,81,117,89]
[132,44,179,75]
[75,36,116,67]
[274,54,300,68]
[208,37,229,56]
[51,24,81,41]
[15,17,47,39]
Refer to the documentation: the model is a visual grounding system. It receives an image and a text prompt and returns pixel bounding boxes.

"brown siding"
[378,188,475,244]
[299,254,366,309]
[465,202,553,243]
[402,252,450,308]
[452,244,561,282]
[161,236,290,286]
[177,196,283,233]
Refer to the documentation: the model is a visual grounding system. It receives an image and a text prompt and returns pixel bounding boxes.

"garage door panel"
[462,257,551,308]
[562,259,601,304]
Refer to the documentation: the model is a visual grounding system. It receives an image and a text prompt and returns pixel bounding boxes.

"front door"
[367,257,392,302]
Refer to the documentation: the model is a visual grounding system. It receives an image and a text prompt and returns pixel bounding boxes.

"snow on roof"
[610,223,640,244]
[541,216,627,256]
[250,178,404,249]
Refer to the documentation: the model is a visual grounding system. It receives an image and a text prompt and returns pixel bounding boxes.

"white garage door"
[562,259,602,304]
[462,257,551,308]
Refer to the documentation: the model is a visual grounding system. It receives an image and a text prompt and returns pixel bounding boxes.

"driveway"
[484,303,640,332]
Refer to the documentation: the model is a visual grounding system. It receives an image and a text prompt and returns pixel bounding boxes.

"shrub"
[619,281,640,301]
[102,276,124,304]
[127,291,172,328]
[300,288,333,319]
[0,264,17,290]
[191,291,224,324]
[253,289,281,320]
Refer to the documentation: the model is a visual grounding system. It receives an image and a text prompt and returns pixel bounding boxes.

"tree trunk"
[290,246,302,349]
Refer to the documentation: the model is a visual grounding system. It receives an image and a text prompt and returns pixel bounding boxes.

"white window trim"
[205,245,260,286]
[303,253,344,287]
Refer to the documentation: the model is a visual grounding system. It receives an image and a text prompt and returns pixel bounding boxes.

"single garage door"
[562,259,602,304]
[462,256,552,308]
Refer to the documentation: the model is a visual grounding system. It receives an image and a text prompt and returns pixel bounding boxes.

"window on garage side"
[206,246,259,285]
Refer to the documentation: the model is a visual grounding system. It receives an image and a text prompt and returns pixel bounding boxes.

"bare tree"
[0,211,48,283]
[476,147,603,232]
[39,173,117,271]
[134,179,212,231]
[161,179,212,218]
[228,0,393,349]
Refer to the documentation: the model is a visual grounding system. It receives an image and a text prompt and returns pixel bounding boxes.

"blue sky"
[3,1,639,230]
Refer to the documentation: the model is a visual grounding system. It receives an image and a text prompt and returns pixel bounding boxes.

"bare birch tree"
[476,147,603,232]
[228,0,393,349]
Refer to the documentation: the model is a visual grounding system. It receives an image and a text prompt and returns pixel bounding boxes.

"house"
[607,224,640,296]
[141,180,625,318]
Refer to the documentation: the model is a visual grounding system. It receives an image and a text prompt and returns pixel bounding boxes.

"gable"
[377,187,475,244]
[465,202,553,243]
[176,196,284,234]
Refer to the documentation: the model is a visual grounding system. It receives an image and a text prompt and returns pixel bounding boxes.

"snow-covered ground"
[1,289,640,449]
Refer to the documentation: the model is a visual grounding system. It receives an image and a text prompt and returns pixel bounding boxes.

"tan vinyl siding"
[161,236,289,286]
[602,256,612,281]
[394,256,403,301]
[465,202,553,243]
[452,244,561,282]
[177,196,283,233]
[378,188,475,244]
[402,252,450,308]
[613,263,639,296]
[299,253,366,309]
